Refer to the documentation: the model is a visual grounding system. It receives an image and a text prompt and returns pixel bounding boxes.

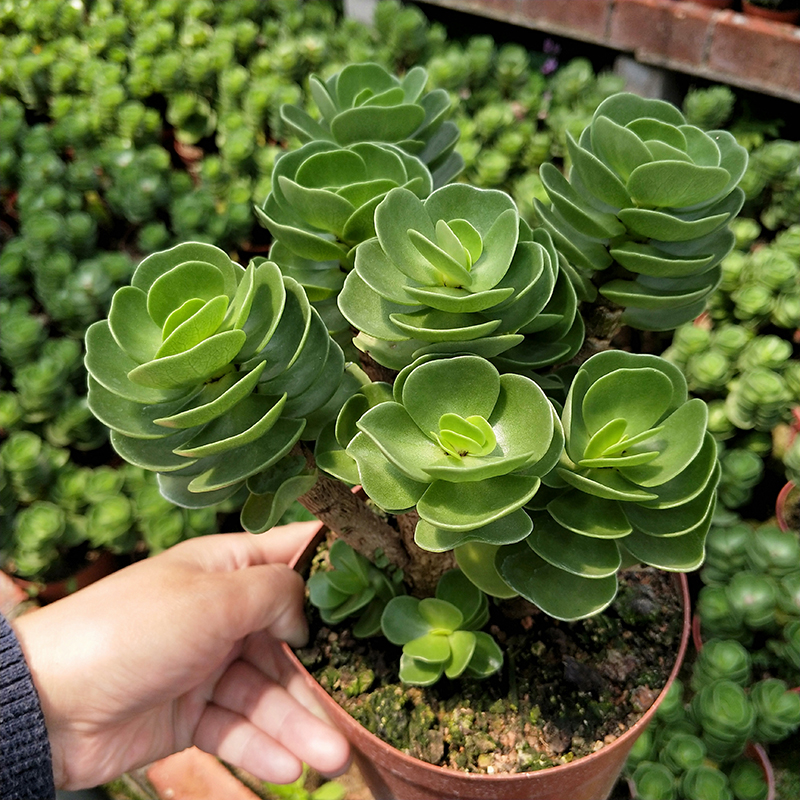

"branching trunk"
[395,509,456,597]
[570,294,624,367]
[296,444,409,571]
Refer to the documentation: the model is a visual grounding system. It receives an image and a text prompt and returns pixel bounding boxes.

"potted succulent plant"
[83,63,749,798]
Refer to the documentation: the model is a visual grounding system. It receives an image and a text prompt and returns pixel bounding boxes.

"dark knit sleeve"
[1,613,56,800]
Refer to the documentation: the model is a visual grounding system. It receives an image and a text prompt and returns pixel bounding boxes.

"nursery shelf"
[415,0,800,103]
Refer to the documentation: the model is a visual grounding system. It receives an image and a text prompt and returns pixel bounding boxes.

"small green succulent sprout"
[659,732,707,774]
[339,183,581,371]
[380,569,502,686]
[280,63,464,189]
[536,92,748,330]
[255,140,433,273]
[727,760,769,800]
[631,761,677,800]
[84,242,345,530]
[690,639,752,691]
[749,678,800,743]
[344,354,561,553]
[680,765,733,800]
[690,679,755,762]
[307,539,404,638]
[491,350,718,621]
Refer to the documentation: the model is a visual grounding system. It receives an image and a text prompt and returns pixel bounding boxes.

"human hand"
[11,522,351,790]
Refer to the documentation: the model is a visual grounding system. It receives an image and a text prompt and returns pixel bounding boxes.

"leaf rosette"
[280,62,464,189]
[380,569,502,686]
[255,140,433,272]
[536,92,748,330]
[478,350,719,621]
[85,242,345,526]
[344,354,562,552]
[339,183,582,371]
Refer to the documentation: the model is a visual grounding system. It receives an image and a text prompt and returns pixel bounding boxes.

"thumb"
[220,562,309,648]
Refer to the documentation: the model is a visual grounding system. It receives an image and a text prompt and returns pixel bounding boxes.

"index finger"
[172,521,324,573]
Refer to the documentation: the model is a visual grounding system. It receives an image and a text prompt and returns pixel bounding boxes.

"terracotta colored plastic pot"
[11,549,120,604]
[775,481,797,532]
[286,528,692,800]
[742,1,800,23]
[687,0,735,9]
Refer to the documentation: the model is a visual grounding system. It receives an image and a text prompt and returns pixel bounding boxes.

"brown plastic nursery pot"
[775,480,798,532]
[741,1,800,23]
[10,548,120,604]
[284,526,692,800]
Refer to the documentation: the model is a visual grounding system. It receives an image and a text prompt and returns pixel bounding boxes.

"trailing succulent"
[537,92,748,331]
[85,241,347,532]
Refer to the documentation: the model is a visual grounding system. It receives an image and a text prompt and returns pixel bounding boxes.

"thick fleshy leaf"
[556,468,658,503]
[155,295,229,359]
[404,632,451,663]
[417,474,540,531]
[418,597,463,631]
[454,542,518,598]
[110,428,196,473]
[638,434,719,509]
[619,399,707,487]
[108,286,161,363]
[445,630,477,678]
[496,542,618,621]
[623,524,708,571]
[526,514,622,578]
[85,322,185,405]
[627,162,730,209]
[414,507,532,552]
[581,368,673,437]
[401,355,500,435]
[590,115,653,181]
[187,418,305,491]
[435,570,487,629]
[381,596,430,644]
[88,377,194,439]
[132,242,240,297]
[567,132,632,209]
[547,491,632,538]
[540,162,626,239]
[154,364,266,429]
[156,472,241,509]
[355,401,441,482]
[147,261,228,328]
[398,654,443,686]
[618,208,729,242]
[348,431,427,512]
[389,309,501,343]
[128,330,246,391]
[465,631,504,678]
[610,242,714,279]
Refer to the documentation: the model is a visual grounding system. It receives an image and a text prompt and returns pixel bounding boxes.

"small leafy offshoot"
[307,539,404,637]
[380,569,502,686]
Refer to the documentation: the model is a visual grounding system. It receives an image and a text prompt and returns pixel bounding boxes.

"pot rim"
[287,523,692,784]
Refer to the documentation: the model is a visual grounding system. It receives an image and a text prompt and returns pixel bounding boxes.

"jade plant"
[82,59,745,690]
